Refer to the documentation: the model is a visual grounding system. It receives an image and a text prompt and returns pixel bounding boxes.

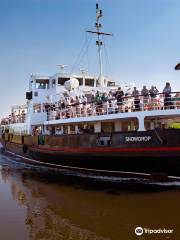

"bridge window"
[85,78,94,86]
[35,79,49,89]
[33,104,41,113]
[52,79,56,88]
[34,91,38,97]
[58,77,70,85]
[77,78,83,86]
[107,81,115,86]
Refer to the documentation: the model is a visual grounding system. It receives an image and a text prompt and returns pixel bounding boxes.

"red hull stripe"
[30,146,180,154]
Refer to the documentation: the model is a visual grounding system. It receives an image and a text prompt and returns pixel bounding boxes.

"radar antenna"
[57,64,67,74]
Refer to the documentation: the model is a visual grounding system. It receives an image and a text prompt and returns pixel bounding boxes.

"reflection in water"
[0,154,180,240]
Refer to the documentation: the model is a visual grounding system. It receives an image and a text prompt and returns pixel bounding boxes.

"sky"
[0,0,180,118]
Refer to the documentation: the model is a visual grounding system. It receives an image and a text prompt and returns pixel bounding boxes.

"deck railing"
[1,92,179,125]
[0,115,26,125]
[47,92,180,121]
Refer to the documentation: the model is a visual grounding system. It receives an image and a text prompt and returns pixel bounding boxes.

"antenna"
[86,3,112,87]
[57,64,67,74]
[80,68,88,75]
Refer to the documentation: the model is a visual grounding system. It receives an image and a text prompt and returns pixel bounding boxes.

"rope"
[103,36,113,78]
[70,32,93,74]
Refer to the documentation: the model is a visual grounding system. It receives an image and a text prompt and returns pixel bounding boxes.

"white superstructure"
[0,4,179,135]
[0,69,119,134]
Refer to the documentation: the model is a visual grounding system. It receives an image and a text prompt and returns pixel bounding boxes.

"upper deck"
[44,91,180,131]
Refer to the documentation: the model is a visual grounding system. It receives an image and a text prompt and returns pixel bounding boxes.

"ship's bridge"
[26,72,118,125]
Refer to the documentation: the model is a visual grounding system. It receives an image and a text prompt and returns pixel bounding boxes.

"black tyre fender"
[0,147,5,153]
[22,144,28,154]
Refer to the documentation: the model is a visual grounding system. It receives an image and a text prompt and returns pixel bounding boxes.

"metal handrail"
[47,91,180,121]
[1,92,179,124]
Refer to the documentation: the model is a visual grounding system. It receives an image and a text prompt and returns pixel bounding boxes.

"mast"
[86,3,112,87]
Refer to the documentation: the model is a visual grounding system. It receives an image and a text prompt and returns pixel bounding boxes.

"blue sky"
[1,0,180,117]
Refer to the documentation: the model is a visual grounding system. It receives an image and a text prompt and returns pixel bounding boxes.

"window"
[121,119,138,131]
[101,122,114,133]
[63,125,68,134]
[58,77,70,85]
[85,78,94,86]
[52,79,56,88]
[34,92,38,97]
[35,79,49,89]
[70,125,75,134]
[77,78,83,86]
[107,81,115,86]
[42,103,50,112]
[33,104,41,113]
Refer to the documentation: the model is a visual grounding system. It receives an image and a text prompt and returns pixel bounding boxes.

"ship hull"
[28,146,180,176]
[2,129,180,179]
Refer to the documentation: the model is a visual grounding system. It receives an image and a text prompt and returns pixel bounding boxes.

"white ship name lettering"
[125,136,151,142]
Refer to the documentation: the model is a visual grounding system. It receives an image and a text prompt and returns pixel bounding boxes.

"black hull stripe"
[5,150,180,181]
[5,150,152,176]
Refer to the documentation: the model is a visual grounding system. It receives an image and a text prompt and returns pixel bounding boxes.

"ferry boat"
[0,4,180,180]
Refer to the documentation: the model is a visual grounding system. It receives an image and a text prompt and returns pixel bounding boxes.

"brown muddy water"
[0,154,180,240]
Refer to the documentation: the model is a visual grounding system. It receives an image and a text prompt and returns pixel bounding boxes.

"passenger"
[141,85,149,105]
[149,85,159,98]
[174,93,180,109]
[112,99,118,113]
[102,92,108,102]
[82,95,87,105]
[75,96,80,117]
[76,127,83,134]
[79,95,86,116]
[163,82,172,109]
[55,111,61,120]
[45,128,51,135]
[32,128,36,136]
[95,91,102,103]
[95,91,102,115]
[70,97,75,117]
[108,99,117,114]
[91,94,95,104]
[132,87,140,111]
[115,87,124,112]
[108,91,113,99]
[149,86,159,108]
[65,97,70,107]
[102,93,108,114]
[108,100,113,114]
[55,128,63,135]
[60,99,65,109]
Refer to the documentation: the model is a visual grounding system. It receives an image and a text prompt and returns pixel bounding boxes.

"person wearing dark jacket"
[141,85,149,104]
[132,87,140,111]
[163,82,172,109]
[115,87,124,112]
